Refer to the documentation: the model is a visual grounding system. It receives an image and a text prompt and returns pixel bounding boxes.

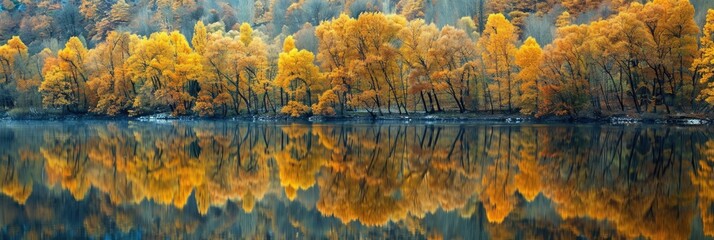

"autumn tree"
[560,0,604,16]
[478,14,518,112]
[604,12,652,113]
[109,0,131,25]
[86,31,134,116]
[634,0,700,110]
[540,25,592,116]
[195,32,236,117]
[515,37,542,115]
[80,0,115,42]
[696,10,714,104]
[397,0,425,20]
[315,14,357,115]
[305,13,409,116]
[312,89,338,115]
[40,37,93,112]
[192,20,221,117]
[275,35,322,117]
[584,17,638,112]
[555,11,571,28]
[196,23,271,116]
[399,19,440,113]
[430,26,478,113]
[236,24,273,114]
[0,36,27,85]
[192,21,207,56]
[239,23,253,46]
[346,13,407,115]
[125,32,202,115]
[0,36,28,108]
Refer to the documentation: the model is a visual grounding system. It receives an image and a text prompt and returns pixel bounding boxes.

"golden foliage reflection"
[0,123,712,239]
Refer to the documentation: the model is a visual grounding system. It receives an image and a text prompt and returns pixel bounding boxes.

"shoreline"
[1,111,710,125]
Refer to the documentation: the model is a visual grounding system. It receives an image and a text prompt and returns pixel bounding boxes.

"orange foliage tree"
[39,37,93,112]
[478,14,518,112]
[86,31,134,116]
[515,37,542,115]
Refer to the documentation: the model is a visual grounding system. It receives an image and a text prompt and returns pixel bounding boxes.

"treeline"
[0,0,621,48]
[2,0,714,117]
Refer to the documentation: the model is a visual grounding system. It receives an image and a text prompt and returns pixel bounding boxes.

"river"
[0,121,711,239]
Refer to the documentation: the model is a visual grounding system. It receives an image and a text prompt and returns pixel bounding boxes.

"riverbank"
[1,109,710,125]
[309,112,711,125]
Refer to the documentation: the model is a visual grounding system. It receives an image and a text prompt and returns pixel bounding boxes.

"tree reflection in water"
[0,121,711,239]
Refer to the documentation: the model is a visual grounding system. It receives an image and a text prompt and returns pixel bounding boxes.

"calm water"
[0,121,713,239]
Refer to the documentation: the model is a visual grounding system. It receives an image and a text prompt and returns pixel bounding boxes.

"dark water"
[0,121,713,239]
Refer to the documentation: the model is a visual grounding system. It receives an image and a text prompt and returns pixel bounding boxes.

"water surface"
[0,121,712,239]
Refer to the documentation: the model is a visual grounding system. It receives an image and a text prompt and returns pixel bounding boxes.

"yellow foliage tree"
[556,11,572,28]
[315,14,358,115]
[515,37,542,115]
[195,29,270,116]
[430,26,478,113]
[239,22,253,46]
[399,19,441,113]
[312,89,338,116]
[0,36,28,108]
[540,25,592,116]
[39,37,93,112]
[125,31,202,115]
[109,0,131,24]
[87,31,134,116]
[478,14,518,112]
[275,36,322,117]
[696,10,714,104]
[346,13,407,115]
[0,36,27,85]
[192,21,207,56]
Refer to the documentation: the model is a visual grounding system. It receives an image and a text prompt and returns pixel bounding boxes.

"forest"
[1,0,714,118]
